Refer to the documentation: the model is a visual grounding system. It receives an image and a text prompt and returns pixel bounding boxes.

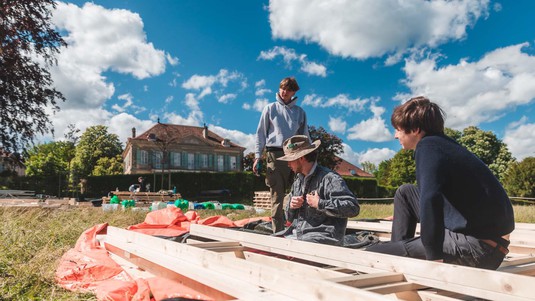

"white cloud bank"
[269,0,490,62]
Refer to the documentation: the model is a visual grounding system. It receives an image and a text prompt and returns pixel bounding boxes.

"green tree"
[0,0,66,151]
[71,126,123,178]
[444,128,461,142]
[361,161,377,174]
[502,157,535,198]
[375,159,392,187]
[458,126,514,181]
[24,141,75,177]
[375,150,416,187]
[309,126,343,170]
[93,155,124,176]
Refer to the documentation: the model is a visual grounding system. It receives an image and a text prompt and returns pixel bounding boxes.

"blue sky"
[42,0,535,166]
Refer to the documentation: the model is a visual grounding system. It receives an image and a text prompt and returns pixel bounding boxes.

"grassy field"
[1,203,534,300]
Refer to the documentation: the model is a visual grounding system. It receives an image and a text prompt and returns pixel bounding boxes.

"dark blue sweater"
[415,134,515,260]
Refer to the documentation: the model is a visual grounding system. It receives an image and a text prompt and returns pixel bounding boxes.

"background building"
[123,123,245,175]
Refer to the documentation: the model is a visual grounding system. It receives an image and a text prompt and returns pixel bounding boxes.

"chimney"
[132,127,136,138]
[202,123,208,138]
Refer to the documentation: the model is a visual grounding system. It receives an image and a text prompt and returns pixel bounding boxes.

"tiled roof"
[333,156,374,177]
[129,123,245,150]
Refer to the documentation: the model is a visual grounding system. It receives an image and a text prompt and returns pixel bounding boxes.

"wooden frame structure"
[99,222,535,301]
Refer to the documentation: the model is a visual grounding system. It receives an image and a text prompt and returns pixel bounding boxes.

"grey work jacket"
[278,164,360,245]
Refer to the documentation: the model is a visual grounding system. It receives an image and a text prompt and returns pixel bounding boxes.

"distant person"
[138,177,146,192]
[275,135,360,245]
[79,179,87,201]
[254,77,310,233]
[366,96,514,270]
[128,184,138,193]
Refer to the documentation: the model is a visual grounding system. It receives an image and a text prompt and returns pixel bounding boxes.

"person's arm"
[254,106,270,159]
[315,175,360,218]
[416,143,447,261]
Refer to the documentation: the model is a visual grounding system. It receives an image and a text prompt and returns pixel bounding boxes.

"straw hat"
[277,135,321,161]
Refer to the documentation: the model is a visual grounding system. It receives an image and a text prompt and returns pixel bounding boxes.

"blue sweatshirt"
[415,134,515,260]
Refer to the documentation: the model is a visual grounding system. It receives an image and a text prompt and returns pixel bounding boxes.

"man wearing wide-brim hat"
[275,135,360,245]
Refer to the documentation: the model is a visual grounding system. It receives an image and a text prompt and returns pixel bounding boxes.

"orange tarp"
[55,207,270,300]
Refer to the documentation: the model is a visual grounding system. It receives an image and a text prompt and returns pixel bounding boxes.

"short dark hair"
[391,96,445,134]
[279,77,300,92]
[303,150,318,162]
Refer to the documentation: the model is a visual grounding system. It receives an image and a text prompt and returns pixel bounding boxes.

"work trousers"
[265,150,292,233]
[366,184,508,270]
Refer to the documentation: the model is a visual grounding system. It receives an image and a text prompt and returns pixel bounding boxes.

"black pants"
[366,184,507,270]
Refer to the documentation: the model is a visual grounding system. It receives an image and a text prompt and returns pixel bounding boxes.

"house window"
[171,152,181,168]
[217,155,224,171]
[138,150,149,165]
[187,153,194,170]
[200,154,208,168]
[229,156,237,170]
[154,152,163,169]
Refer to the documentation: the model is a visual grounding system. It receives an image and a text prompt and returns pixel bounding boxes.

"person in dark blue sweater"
[366,96,514,270]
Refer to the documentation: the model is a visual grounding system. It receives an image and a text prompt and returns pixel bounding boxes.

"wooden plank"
[242,251,350,279]
[329,272,405,287]
[189,224,535,301]
[103,233,286,301]
[104,226,393,301]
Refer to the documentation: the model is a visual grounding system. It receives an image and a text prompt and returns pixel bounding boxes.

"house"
[333,156,374,178]
[0,149,25,176]
[123,123,246,174]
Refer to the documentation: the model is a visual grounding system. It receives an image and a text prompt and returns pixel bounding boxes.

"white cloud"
[302,94,370,112]
[253,99,269,112]
[256,88,272,97]
[269,0,489,61]
[51,2,169,111]
[182,74,217,90]
[340,143,396,167]
[34,3,174,147]
[166,53,179,66]
[182,69,246,101]
[399,43,535,129]
[258,46,327,77]
[504,117,535,161]
[328,116,347,133]
[357,147,397,166]
[244,80,272,111]
[347,101,392,142]
[209,126,256,154]
[218,93,237,104]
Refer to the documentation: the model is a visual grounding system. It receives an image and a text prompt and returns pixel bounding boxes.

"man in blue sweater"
[254,77,310,233]
[367,96,514,270]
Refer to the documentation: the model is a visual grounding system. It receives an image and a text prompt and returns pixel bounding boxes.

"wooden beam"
[104,226,394,301]
[104,233,288,301]
[190,224,535,301]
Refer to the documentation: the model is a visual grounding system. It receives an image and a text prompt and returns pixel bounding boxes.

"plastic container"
[102,204,119,211]
[203,202,215,210]
[151,201,167,211]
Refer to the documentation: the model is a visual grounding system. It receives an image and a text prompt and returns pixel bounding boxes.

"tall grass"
[0,204,533,300]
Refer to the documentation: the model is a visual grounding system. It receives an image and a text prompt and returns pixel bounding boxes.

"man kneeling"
[275,135,360,245]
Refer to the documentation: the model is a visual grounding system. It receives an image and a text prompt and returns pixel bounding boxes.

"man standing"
[254,77,310,233]
[275,135,360,245]
[367,96,514,270]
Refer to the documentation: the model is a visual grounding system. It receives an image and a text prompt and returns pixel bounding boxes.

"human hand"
[289,195,304,209]
[253,158,260,174]
[306,191,319,208]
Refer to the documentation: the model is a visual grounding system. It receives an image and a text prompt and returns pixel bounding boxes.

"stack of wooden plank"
[252,191,271,210]
[102,191,182,205]
[99,221,535,300]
